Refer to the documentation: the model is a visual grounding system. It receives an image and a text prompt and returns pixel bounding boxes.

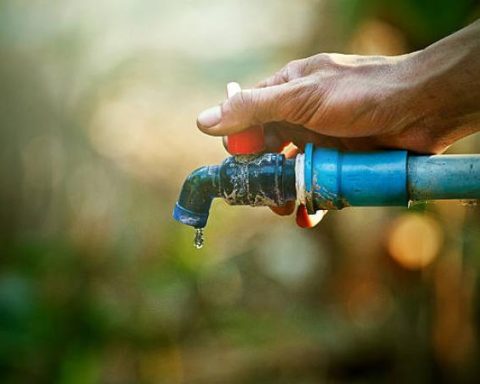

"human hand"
[197,21,480,155]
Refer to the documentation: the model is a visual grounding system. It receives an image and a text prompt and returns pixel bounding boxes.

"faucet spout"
[173,153,296,228]
[173,165,221,228]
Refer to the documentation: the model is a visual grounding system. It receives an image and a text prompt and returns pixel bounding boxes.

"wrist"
[399,24,480,150]
[387,49,467,152]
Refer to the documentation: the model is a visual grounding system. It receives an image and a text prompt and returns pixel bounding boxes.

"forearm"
[406,20,480,147]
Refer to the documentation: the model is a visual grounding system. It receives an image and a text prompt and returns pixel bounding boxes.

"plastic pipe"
[301,144,480,212]
[408,155,480,200]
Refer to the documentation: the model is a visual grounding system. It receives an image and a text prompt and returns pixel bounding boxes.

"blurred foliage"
[336,0,480,46]
[1,0,480,383]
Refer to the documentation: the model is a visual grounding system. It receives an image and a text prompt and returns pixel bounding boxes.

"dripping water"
[194,228,204,249]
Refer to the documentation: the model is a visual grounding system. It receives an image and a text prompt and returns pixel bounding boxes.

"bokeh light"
[387,213,443,270]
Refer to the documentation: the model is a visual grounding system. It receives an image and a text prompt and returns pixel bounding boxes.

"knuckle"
[239,90,253,106]
[313,52,333,64]
[284,59,305,79]
[227,91,251,112]
[222,90,258,125]
[274,69,288,84]
[287,58,304,68]
[312,53,344,72]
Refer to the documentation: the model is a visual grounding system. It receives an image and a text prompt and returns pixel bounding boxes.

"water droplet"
[194,228,204,249]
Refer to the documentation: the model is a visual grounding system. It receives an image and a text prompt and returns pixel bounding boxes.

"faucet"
[173,144,480,229]
[173,153,296,229]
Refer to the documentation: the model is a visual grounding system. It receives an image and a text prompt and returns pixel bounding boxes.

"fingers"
[270,201,296,216]
[267,143,299,217]
[296,204,328,228]
[263,126,289,153]
[263,121,349,152]
[282,143,300,158]
[197,83,298,136]
[255,70,289,88]
[196,58,312,136]
[256,58,307,88]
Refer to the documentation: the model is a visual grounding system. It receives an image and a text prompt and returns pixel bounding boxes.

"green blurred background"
[1,1,480,383]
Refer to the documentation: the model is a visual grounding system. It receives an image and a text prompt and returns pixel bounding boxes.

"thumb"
[197,83,295,136]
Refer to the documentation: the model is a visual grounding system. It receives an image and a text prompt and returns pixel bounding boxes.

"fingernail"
[197,106,222,128]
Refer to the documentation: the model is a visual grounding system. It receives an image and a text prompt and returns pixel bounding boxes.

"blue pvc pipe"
[304,144,480,212]
[408,155,480,200]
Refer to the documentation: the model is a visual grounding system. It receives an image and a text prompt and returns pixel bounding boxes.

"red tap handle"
[225,82,265,155]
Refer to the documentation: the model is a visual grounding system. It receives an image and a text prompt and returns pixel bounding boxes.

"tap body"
[173,144,480,228]
[173,153,295,228]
